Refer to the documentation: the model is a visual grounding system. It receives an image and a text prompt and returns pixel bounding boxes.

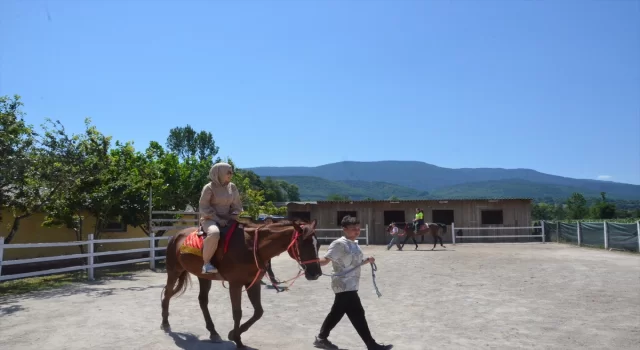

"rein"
[269,228,320,291]
[321,260,383,298]
[222,225,317,293]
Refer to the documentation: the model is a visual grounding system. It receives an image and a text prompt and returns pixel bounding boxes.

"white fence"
[0,233,170,282]
[451,223,545,244]
[316,225,369,245]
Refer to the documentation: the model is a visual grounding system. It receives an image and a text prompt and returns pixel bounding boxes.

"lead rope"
[321,260,382,298]
[370,262,382,298]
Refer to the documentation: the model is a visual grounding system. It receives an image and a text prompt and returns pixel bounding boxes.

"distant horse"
[386,222,447,250]
[161,219,322,348]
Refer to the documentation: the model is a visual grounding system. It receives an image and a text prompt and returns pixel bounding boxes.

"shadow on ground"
[0,303,25,316]
[0,274,164,304]
[167,331,258,350]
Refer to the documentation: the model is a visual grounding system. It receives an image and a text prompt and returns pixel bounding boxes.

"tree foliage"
[531,191,636,221]
[0,95,298,243]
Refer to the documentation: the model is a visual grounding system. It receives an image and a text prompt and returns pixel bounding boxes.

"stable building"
[286,198,533,244]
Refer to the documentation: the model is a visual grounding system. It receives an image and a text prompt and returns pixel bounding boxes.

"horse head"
[289,219,322,281]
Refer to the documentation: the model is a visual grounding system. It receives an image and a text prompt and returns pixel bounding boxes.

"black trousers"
[318,291,376,346]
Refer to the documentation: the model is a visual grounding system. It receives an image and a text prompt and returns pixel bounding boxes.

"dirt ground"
[1,243,639,350]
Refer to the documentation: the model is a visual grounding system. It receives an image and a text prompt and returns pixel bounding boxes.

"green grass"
[0,262,165,297]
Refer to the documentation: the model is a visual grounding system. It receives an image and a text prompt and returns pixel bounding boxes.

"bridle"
[231,223,320,293]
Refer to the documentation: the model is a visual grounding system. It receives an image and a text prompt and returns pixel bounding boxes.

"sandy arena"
[1,243,639,350]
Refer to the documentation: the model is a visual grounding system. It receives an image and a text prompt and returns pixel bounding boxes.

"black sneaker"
[368,343,393,350]
[313,336,339,349]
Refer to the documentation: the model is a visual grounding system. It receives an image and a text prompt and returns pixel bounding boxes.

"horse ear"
[291,220,303,233]
[303,219,317,239]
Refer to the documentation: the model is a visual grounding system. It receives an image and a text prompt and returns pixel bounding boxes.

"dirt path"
[1,243,638,350]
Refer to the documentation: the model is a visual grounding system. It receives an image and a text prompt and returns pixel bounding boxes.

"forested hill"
[249,161,640,201]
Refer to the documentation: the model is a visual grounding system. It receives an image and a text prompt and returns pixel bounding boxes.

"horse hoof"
[160,323,171,333]
[228,330,244,348]
[210,333,222,343]
[228,330,237,341]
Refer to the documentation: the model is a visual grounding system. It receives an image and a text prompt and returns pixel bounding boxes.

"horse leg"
[400,234,409,250]
[160,271,177,332]
[412,237,418,250]
[197,278,222,342]
[237,281,264,336]
[438,234,446,248]
[431,233,437,250]
[227,283,245,348]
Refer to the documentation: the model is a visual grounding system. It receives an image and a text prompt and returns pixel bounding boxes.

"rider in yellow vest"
[413,208,424,234]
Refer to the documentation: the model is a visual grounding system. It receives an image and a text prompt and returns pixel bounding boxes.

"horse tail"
[438,223,447,234]
[165,233,191,298]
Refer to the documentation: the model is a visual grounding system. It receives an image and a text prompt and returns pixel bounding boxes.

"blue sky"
[2,0,639,185]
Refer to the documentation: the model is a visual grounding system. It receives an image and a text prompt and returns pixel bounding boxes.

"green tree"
[565,192,588,219]
[3,117,93,244]
[327,194,350,201]
[262,177,285,202]
[553,204,566,220]
[589,192,617,219]
[166,124,219,161]
[532,203,554,220]
[0,95,35,224]
[279,181,301,201]
[43,119,115,243]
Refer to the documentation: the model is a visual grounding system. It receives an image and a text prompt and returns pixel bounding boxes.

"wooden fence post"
[637,221,640,253]
[556,222,560,243]
[149,231,156,270]
[603,221,609,250]
[577,221,582,246]
[87,234,95,281]
[365,224,369,246]
[541,221,546,243]
[0,236,4,278]
[452,223,456,245]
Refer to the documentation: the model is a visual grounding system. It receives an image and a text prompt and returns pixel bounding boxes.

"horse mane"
[238,218,307,236]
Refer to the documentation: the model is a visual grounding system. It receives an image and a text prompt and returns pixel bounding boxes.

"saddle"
[196,221,241,239]
[181,220,243,258]
[414,223,429,231]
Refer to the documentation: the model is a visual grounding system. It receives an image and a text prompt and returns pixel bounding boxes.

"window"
[336,211,357,226]
[383,210,405,226]
[103,218,127,232]
[481,210,503,225]
[288,211,311,222]
[432,209,454,225]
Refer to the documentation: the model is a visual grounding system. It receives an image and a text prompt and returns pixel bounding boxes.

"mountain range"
[247,161,640,201]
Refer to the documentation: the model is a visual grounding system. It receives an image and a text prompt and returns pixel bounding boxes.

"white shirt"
[391,226,398,235]
[324,236,364,293]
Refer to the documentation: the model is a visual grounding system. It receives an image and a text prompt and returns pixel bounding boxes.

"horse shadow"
[412,248,455,252]
[167,331,258,350]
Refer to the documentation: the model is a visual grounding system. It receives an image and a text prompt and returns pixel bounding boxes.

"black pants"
[414,219,424,232]
[318,291,376,346]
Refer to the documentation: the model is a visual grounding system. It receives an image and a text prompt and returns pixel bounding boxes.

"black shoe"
[368,343,393,350]
[313,336,339,349]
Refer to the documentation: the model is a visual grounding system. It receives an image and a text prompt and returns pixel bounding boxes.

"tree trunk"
[4,213,30,244]
[74,228,86,254]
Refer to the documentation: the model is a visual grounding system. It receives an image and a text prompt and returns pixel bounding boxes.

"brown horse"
[386,222,447,250]
[161,219,322,348]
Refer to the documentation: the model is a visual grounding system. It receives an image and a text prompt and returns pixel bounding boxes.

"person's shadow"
[167,331,258,350]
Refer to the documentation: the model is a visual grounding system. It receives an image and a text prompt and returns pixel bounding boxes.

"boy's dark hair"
[340,215,360,228]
